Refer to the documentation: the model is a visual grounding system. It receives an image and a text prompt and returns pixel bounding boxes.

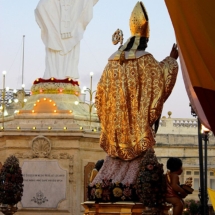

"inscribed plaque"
[21,161,66,208]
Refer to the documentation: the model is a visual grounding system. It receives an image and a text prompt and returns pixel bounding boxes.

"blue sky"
[0,0,191,118]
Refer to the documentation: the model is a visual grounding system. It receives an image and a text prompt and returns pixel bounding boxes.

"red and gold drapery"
[165,0,215,133]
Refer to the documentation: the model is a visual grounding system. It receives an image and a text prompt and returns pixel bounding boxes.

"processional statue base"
[82,202,144,215]
[82,202,171,215]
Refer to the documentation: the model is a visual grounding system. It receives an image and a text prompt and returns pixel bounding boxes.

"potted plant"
[0,155,24,215]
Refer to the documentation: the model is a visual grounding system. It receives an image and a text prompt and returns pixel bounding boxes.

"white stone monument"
[21,0,100,119]
[35,0,99,79]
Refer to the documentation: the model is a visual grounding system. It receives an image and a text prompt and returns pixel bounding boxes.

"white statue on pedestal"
[35,0,98,79]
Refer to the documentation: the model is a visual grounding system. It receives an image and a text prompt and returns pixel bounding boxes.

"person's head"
[95,159,104,171]
[167,157,183,174]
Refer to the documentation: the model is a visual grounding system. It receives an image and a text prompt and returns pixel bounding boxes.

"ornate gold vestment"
[95,53,178,160]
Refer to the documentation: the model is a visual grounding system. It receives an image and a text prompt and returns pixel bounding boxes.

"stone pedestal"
[0,109,104,215]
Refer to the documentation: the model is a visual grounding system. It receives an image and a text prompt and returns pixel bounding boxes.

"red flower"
[146,164,154,170]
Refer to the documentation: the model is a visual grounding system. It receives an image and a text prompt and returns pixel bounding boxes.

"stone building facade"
[0,112,214,214]
[156,117,215,202]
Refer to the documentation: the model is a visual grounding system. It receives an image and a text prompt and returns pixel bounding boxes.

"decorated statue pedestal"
[82,202,171,215]
[85,149,170,215]
[82,201,144,215]
[21,78,90,117]
[17,78,99,128]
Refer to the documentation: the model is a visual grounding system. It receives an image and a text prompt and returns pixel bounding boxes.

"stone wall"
[0,128,105,215]
[0,116,214,214]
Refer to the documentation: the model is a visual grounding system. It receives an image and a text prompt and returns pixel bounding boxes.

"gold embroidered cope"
[95,54,178,160]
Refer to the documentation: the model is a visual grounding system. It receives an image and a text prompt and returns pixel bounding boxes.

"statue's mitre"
[129,1,150,38]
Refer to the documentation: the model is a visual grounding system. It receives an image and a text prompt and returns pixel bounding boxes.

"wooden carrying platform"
[82,202,171,215]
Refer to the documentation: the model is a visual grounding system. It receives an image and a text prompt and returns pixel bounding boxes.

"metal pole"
[89,75,93,129]
[89,105,92,129]
[22,35,25,86]
[198,118,204,214]
[2,74,5,129]
[204,133,209,215]
[90,75,92,99]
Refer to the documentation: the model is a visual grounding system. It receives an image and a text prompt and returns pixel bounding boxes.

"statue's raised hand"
[170,43,179,60]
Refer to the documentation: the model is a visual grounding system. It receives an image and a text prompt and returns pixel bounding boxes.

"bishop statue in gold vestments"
[95,1,178,161]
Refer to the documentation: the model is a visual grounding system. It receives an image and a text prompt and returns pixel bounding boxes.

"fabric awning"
[165,0,215,133]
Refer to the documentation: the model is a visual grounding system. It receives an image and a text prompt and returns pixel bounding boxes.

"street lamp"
[202,124,210,215]
[190,103,209,215]
[75,72,96,129]
[2,71,7,129]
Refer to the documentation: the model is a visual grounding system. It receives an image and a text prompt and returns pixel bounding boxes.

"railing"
[0,89,31,107]
[160,118,197,128]
[173,119,198,127]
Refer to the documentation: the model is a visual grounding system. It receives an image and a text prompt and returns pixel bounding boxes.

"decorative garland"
[33,78,79,86]
[31,81,81,95]
[135,148,166,208]
[88,179,139,203]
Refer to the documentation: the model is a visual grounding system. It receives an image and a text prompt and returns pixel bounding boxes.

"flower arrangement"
[183,200,201,215]
[33,77,79,86]
[88,179,138,202]
[136,148,166,208]
[31,78,80,95]
[0,156,24,205]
